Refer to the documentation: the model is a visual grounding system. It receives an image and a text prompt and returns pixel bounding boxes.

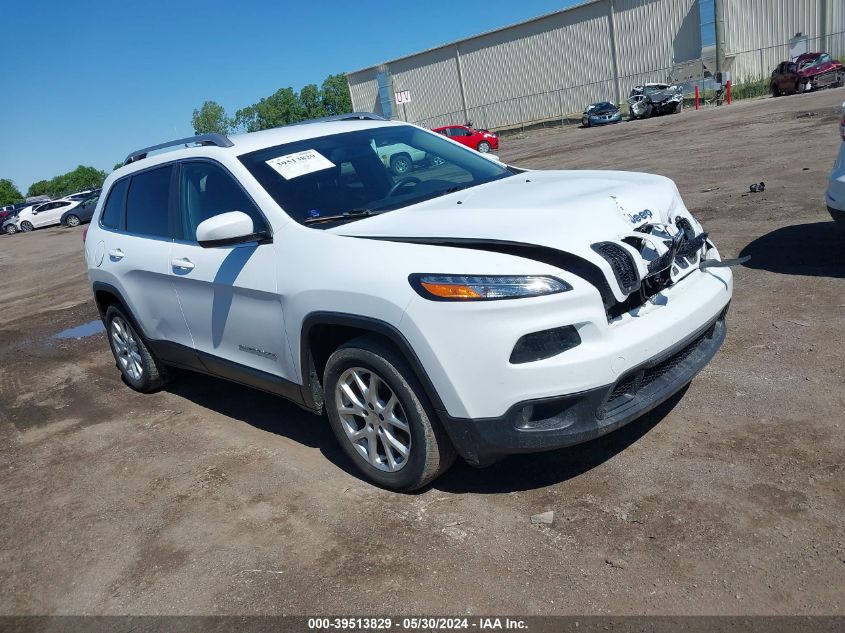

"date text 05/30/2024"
[307,617,528,630]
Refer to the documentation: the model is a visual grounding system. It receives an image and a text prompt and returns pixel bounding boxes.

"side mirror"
[196,211,269,248]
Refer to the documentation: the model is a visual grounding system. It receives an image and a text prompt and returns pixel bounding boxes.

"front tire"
[324,336,456,491]
[4,224,17,235]
[20,221,33,232]
[477,140,491,153]
[104,305,167,393]
[390,154,412,176]
[65,214,80,227]
[771,82,780,97]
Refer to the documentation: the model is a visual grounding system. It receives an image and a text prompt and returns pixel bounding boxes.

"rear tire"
[20,221,33,232]
[771,82,780,97]
[104,305,167,393]
[324,336,456,491]
[65,214,80,227]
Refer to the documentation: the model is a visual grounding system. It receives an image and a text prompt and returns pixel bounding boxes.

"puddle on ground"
[52,320,105,340]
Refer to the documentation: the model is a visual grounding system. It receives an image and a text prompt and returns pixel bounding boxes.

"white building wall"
[613,0,700,92]
[457,1,614,129]
[346,0,845,130]
[723,0,845,82]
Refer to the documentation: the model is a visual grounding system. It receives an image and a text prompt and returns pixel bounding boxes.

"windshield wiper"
[303,208,378,225]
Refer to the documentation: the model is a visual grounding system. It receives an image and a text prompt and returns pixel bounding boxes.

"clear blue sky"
[0,0,579,193]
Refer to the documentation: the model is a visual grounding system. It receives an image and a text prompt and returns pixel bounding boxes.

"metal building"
[346,0,845,130]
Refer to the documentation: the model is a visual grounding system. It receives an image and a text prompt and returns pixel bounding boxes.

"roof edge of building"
[345,0,605,78]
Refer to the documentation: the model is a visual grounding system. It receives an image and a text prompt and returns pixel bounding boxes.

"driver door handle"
[108,248,124,260]
[171,258,194,271]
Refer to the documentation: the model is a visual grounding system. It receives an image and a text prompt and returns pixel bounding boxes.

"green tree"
[113,162,124,171]
[27,180,51,198]
[235,87,303,132]
[191,100,233,135]
[321,74,353,116]
[299,83,327,120]
[27,166,108,198]
[0,178,23,206]
[233,104,260,133]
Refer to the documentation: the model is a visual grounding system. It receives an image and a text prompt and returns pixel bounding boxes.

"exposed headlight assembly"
[409,274,571,301]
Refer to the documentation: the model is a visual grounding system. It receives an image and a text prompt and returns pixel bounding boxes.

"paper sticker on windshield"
[265,150,335,180]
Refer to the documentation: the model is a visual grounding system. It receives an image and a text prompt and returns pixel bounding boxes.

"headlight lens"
[410,274,571,301]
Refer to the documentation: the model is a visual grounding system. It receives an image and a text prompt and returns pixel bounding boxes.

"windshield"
[799,54,828,70]
[238,125,512,227]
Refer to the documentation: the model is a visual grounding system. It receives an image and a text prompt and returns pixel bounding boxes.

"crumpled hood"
[336,170,695,302]
[337,170,682,241]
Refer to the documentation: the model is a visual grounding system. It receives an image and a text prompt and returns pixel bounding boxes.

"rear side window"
[126,166,172,238]
[100,178,129,229]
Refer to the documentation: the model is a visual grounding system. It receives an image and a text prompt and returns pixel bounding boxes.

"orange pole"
[695,85,699,110]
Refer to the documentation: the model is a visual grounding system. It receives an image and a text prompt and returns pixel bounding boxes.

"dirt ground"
[1,89,843,616]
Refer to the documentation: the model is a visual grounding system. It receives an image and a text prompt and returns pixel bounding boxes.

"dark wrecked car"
[582,102,621,127]
[770,53,844,96]
[627,83,683,120]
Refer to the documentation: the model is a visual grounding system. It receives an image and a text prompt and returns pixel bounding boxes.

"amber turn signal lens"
[419,282,482,299]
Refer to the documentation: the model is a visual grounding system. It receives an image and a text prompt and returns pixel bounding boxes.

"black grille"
[592,242,640,294]
[603,321,717,414]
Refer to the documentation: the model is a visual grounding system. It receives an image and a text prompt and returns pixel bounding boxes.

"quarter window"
[178,161,263,242]
[101,179,128,229]
[125,166,172,238]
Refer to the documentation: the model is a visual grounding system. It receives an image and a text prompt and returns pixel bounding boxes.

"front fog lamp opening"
[510,325,581,364]
[410,274,571,301]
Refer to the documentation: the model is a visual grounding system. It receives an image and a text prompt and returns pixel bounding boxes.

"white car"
[11,198,81,233]
[826,100,845,232]
[371,139,434,175]
[85,114,733,490]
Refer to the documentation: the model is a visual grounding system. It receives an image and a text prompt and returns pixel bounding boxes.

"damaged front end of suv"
[628,83,683,120]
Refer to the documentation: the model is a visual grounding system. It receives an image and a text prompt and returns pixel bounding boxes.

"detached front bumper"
[440,307,728,466]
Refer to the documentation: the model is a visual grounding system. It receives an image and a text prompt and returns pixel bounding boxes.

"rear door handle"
[108,248,124,260]
[171,258,194,271]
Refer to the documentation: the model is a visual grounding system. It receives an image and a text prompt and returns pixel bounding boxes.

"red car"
[432,125,499,153]
[770,52,844,95]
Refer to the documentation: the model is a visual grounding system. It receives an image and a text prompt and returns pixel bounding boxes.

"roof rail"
[287,112,386,126]
[123,133,234,166]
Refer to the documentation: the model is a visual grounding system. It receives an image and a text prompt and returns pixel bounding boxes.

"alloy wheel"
[110,316,143,381]
[66,215,80,227]
[335,367,411,472]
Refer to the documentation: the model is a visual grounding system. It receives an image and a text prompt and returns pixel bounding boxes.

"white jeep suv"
[85,113,733,490]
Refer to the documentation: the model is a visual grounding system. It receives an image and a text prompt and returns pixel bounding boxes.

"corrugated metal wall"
[723,0,845,83]
[348,67,382,116]
[388,46,464,123]
[457,2,614,129]
[346,0,845,130]
[613,0,700,91]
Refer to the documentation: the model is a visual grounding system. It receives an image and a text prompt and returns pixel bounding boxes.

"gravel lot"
[1,89,843,616]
